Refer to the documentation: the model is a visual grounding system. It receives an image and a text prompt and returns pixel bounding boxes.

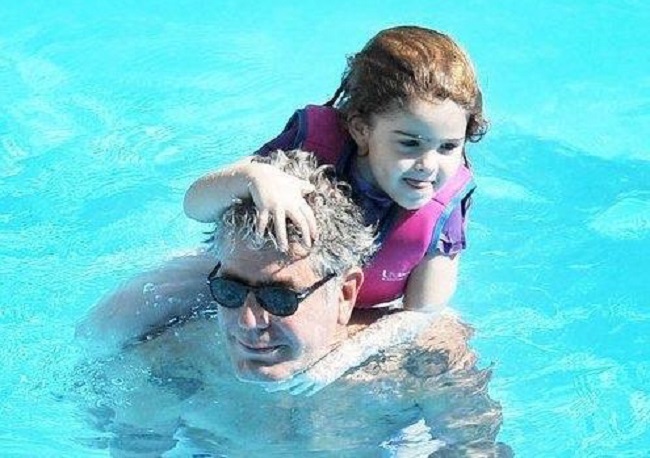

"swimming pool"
[1,1,649,456]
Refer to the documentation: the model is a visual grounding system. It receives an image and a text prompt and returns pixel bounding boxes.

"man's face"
[216,244,347,383]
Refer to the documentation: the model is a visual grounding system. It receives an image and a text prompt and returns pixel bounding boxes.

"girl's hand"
[262,346,350,397]
[248,164,318,250]
[261,367,330,397]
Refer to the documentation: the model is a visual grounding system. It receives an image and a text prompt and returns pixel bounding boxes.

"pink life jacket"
[283,104,475,307]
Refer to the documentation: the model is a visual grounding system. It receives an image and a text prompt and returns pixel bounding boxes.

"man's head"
[209,150,376,382]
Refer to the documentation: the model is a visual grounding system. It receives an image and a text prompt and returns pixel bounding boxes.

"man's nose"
[237,292,271,329]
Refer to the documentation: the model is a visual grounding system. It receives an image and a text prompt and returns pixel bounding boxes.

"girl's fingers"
[256,210,270,237]
[289,382,311,396]
[273,209,288,251]
[301,204,319,242]
[304,385,321,397]
[300,182,315,195]
[263,379,296,392]
[286,208,312,247]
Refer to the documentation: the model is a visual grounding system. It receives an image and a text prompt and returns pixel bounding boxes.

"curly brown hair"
[327,25,488,143]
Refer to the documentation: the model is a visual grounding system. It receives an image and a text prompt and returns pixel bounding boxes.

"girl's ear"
[348,117,370,156]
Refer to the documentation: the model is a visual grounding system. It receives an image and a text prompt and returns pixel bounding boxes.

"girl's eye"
[399,139,421,148]
[439,143,460,154]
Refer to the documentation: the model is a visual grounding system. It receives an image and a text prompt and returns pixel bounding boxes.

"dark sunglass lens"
[258,287,299,317]
[210,278,247,308]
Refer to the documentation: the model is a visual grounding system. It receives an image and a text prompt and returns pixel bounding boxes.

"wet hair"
[327,25,488,143]
[210,149,377,277]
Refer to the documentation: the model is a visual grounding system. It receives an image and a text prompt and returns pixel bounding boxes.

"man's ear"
[337,267,364,325]
[348,117,370,156]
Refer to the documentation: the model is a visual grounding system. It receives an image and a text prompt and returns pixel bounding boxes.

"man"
[76,151,510,457]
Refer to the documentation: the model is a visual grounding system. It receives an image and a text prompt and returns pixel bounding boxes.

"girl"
[183,25,487,395]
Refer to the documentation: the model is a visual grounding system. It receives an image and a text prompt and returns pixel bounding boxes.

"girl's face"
[353,98,468,210]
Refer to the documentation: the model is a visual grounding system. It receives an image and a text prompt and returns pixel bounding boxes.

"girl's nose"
[416,150,439,175]
[237,293,271,330]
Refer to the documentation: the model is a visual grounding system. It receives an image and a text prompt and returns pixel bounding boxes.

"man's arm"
[83,371,182,457]
[76,251,216,354]
[76,343,186,457]
[105,420,180,458]
[364,314,510,456]
[406,316,511,456]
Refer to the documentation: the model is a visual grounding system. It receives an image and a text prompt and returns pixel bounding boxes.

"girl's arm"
[403,252,460,312]
[183,156,255,222]
[184,156,317,249]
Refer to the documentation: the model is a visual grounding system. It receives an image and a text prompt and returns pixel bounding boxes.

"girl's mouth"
[403,177,433,190]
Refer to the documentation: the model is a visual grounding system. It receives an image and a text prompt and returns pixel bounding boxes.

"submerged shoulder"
[345,309,477,383]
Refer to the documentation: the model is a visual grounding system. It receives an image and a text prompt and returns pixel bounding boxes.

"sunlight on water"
[1,1,648,456]
[588,194,650,240]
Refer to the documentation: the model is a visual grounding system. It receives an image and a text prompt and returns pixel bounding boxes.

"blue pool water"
[1,1,649,456]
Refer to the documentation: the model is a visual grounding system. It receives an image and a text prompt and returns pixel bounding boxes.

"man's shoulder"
[139,318,228,376]
[95,318,229,406]
[345,310,477,383]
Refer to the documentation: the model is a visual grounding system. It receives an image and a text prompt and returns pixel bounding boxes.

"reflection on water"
[67,314,511,456]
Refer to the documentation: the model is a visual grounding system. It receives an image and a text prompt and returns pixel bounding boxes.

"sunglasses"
[207,263,336,317]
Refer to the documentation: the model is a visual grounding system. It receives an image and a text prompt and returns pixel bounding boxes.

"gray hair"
[210,149,377,276]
